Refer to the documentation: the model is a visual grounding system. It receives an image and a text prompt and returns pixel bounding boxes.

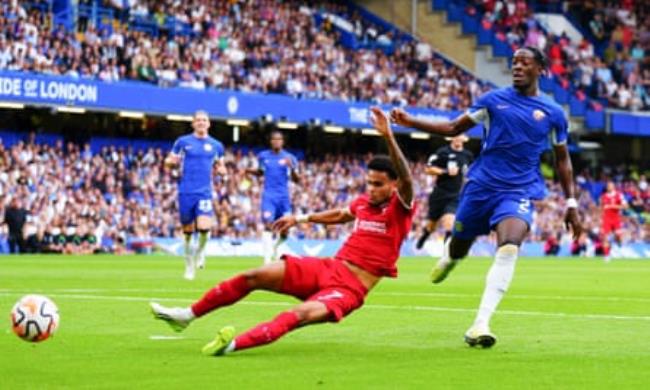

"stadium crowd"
[1,135,649,255]
[467,0,650,111]
[0,0,489,110]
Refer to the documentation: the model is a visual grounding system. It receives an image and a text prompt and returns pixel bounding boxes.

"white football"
[11,295,60,342]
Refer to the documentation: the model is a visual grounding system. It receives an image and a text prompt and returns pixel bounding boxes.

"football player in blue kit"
[165,111,226,280]
[391,47,582,347]
[247,131,299,264]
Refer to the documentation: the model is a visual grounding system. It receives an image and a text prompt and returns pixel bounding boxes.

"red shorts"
[602,218,621,235]
[280,255,369,322]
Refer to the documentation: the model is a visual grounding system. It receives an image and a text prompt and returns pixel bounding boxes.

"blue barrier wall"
[0,71,482,136]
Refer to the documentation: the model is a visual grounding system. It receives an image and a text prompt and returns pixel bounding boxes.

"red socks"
[233,311,300,352]
[191,275,251,317]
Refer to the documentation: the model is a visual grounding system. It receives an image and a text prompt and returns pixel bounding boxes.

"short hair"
[521,46,548,69]
[368,155,397,180]
[270,130,284,139]
[194,110,209,119]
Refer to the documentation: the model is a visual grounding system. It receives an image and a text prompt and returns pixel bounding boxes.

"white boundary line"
[1,292,650,322]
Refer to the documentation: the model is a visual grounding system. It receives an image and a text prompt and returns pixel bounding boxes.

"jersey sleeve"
[550,107,569,145]
[257,151,266,172]
[214,141,225,162]
[347,196,364,216]
[289,153,298,170]
[427,147,447,168]
[170,138,183,156]
[466,91,491,124]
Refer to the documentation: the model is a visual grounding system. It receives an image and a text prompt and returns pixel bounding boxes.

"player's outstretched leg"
[202,301,328,357]
[151,263,285,331]
[430,237,472,283]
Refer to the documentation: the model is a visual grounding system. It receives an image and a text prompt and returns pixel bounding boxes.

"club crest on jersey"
[204,143,213,152]
[279,159,288,166]
[532,109,546,121]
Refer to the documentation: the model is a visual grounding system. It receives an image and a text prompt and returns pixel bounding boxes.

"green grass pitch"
[2,255,650,389]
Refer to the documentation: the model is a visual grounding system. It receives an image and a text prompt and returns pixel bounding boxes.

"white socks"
[184,233,193,258]
[179,307,196,322]
[473,244,519,329]
[262,231,273,264]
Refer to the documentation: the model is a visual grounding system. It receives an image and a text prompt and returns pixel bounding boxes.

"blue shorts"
[261,194,292,224]
[178,193,213,226]
[452,181,534,240]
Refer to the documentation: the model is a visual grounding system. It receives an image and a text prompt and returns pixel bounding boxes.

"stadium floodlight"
[361,128,380,136]
[277,121,299,130]
[226,119,250,127]
[0,101,25,109]
[55,106,86,114]
[118,111,145,119]
[166,114,194,122]
[410,132,430,140]
[323,125,345,133]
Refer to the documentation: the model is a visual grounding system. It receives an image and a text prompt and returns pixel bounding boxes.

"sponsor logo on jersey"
[356,220,387,234]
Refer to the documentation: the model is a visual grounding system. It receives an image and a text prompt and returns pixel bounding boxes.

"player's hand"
[272,215,297,234]
[390,108,412,127]
[564,208,583,240]
[370,107,392,137]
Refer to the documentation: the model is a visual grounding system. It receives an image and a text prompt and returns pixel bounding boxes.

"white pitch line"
[149,335,184,340]
[1,292,650,322]
[3,288,650,304]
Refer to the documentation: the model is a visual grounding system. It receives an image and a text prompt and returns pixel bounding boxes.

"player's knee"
[292,303,328,325]
[241,269,263,289]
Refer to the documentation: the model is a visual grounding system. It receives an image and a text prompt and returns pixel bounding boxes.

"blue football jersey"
[258,149,297,197]
[171,134,224,196]
[466,87,568,199]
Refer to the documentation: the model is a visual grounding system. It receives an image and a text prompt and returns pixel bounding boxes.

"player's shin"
[191,274,252,317]
[261,230,273,264]
[196,229,210,268]
[473,244,518,328]
[183,232,195,280]
[231,311,300,352]
[272,232,288,262]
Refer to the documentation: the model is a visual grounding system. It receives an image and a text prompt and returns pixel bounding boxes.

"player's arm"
[391,108,475,137]
[245,167,263,176]
[425,166,445,176]
[553,142,583,239]
[165,139,183,168]
[371,107,414,206]
[272,208,354,233]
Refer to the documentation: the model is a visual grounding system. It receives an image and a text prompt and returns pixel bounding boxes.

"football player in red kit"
[150,107,416,356]
[601,181,627,245]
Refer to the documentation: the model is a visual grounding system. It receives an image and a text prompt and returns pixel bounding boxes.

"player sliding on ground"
[392,46,583,348]
[150,107,415,356]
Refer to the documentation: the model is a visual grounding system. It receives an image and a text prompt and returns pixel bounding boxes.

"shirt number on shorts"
[518,198,530,214]
[199,199,213,212]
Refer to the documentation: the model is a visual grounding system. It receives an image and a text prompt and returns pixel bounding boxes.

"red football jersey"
[601,191,623,221]
[335,192,416,278]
